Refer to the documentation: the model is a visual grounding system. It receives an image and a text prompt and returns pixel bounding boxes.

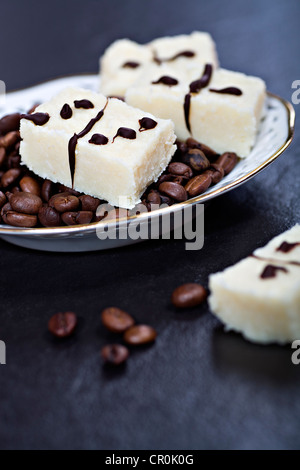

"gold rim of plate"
[0,86,295,236]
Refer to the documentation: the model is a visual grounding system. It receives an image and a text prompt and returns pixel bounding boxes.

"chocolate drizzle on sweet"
[260,264,288,279]
[122,61,140,68]
[112,127,136,142]
[184,64,213,134]
[189,64,213,94]
[68,100,108,186]
[209,87,242,96]
[21,112,50,126]
[152,76,178,86]
[139,117,157,132]
[74,99,94,109]
[89,133,109,145]
[60,103,73,120]
[184,93,192,133]
[277,241,300,253]
[153,50,195,65]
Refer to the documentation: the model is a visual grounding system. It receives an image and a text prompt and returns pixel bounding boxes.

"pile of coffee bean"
[0,111,239,228]
[47,307,157,366]
[171,283,208,308]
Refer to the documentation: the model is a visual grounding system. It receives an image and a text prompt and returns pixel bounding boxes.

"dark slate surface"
[0,0,299,450]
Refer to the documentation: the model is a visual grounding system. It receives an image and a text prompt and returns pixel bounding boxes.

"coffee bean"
[5,211,37,228]
[19,176,41,196]
[0,191,6,208]
[124,325,157,345]
[0,131,20,149]
[53,194,79,213]
[183,149,210,172]
[0,147,6,166]
[159,181,188,202]
[48,311,77,338]
[176,140,188,155]
[216,152,238,175]
[1,202,11,222]
[171,283,207,308]
[168,162,193,179]
[186,138,217,159]
[61,210,94,225]
[79,194,101,212]
[48,191,73,207]
[101,307,135,333]
[172,176,185,185]
[159,194,174,205]
[7,153,21,169]
[156,173,173,186]
[11,186,20,194]
[1,168,21,187]
[10,192,42,215]
[0,113,21,135]
[101,344,129,366]
[185,174,212,197]
[41,179,54,202]
[204,164,225,185]
[147,189,161,205]
[38,205,61,227]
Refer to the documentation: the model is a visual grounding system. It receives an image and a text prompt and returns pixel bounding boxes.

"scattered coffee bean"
[1,168,21,188]
[0,131,20,149]
[0,147,6,166]
[41,179,54,202]
[48,311,77,338]
[61,210,94,225]
[156,173,173,185]
[0,191,6,208]
[186,138,218,159]
[53,194,80,213]
[124,325,157,345]
[146,189,161,205]
[216,152,238,175]
[101,344,129,366]
[1,202,12,222]
[159,181,188,202]
[38,205,61,227]
[5,211,37,228]
[204,164,225,185]
[19,176,41,196]
[185,174,212,197]
[7,153,21,169]
[159,194,174,205]
[79,194,101,212]
[10,192,42,215]
[101,307,135,333]
[183,149,210,172]
[11,186,21,194]
[168,162,193,179]
[171,283,207,308]
[0,113,21,135]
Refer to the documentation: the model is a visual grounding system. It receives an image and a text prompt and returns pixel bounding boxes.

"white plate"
[0,74,295,252]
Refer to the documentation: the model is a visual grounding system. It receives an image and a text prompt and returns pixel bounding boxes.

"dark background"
[0,0,299,450]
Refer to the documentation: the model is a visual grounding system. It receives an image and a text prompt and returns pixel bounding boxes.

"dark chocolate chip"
[113,127,136,142]
[89,133,109,145]
[139,117,157,132]
[74,99,94,109]
[21,112,50,126]
[152,76,179,86]
[60,103,73,119]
